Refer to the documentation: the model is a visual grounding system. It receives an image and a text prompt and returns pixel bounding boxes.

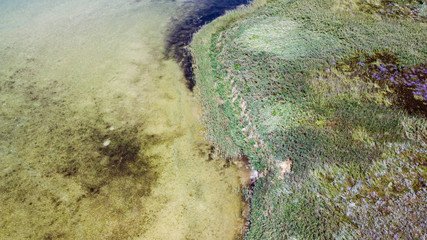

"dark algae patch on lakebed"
[191,0,426,238]
[0,0,250,239]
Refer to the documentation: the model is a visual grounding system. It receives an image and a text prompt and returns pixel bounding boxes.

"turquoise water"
[0,0,248,239]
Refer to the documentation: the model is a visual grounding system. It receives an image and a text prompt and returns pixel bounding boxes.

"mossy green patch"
[236,18,342,60]
[191,0,426,238]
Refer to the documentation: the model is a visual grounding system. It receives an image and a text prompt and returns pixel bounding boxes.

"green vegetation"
[191,0,426,238]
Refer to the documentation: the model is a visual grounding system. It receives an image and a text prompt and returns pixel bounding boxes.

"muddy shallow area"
[0,0,249,239]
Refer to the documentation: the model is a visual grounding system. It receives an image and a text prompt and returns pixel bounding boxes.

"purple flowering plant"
[323,52,426,115]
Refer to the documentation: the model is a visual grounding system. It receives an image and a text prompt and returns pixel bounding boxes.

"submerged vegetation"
[0,0,248,238]
[0,63,158,238]
[191,0,426,238]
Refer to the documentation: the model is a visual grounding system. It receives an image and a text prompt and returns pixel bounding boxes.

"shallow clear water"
[0,0,247,239]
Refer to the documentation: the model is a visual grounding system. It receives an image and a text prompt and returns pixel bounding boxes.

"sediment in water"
[0,0,250,239]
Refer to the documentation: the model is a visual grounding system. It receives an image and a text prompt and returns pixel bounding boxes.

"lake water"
[0,0,247,239]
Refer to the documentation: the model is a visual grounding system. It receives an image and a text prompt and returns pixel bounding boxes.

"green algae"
[0,0,248,239]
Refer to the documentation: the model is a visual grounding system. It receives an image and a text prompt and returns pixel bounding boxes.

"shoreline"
[165,0,250,90]
[0,1,250,238]
[191,0,426,238]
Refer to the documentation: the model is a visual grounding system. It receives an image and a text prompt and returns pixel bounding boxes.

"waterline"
[0,0,246,239]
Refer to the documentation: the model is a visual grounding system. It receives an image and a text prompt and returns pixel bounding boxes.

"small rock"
[103,139,111,147]
[278,159,293,179]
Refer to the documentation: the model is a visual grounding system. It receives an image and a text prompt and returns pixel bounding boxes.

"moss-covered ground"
[191,0,426,238]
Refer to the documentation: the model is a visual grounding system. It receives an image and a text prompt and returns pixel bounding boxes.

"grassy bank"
[191,0,426,239]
